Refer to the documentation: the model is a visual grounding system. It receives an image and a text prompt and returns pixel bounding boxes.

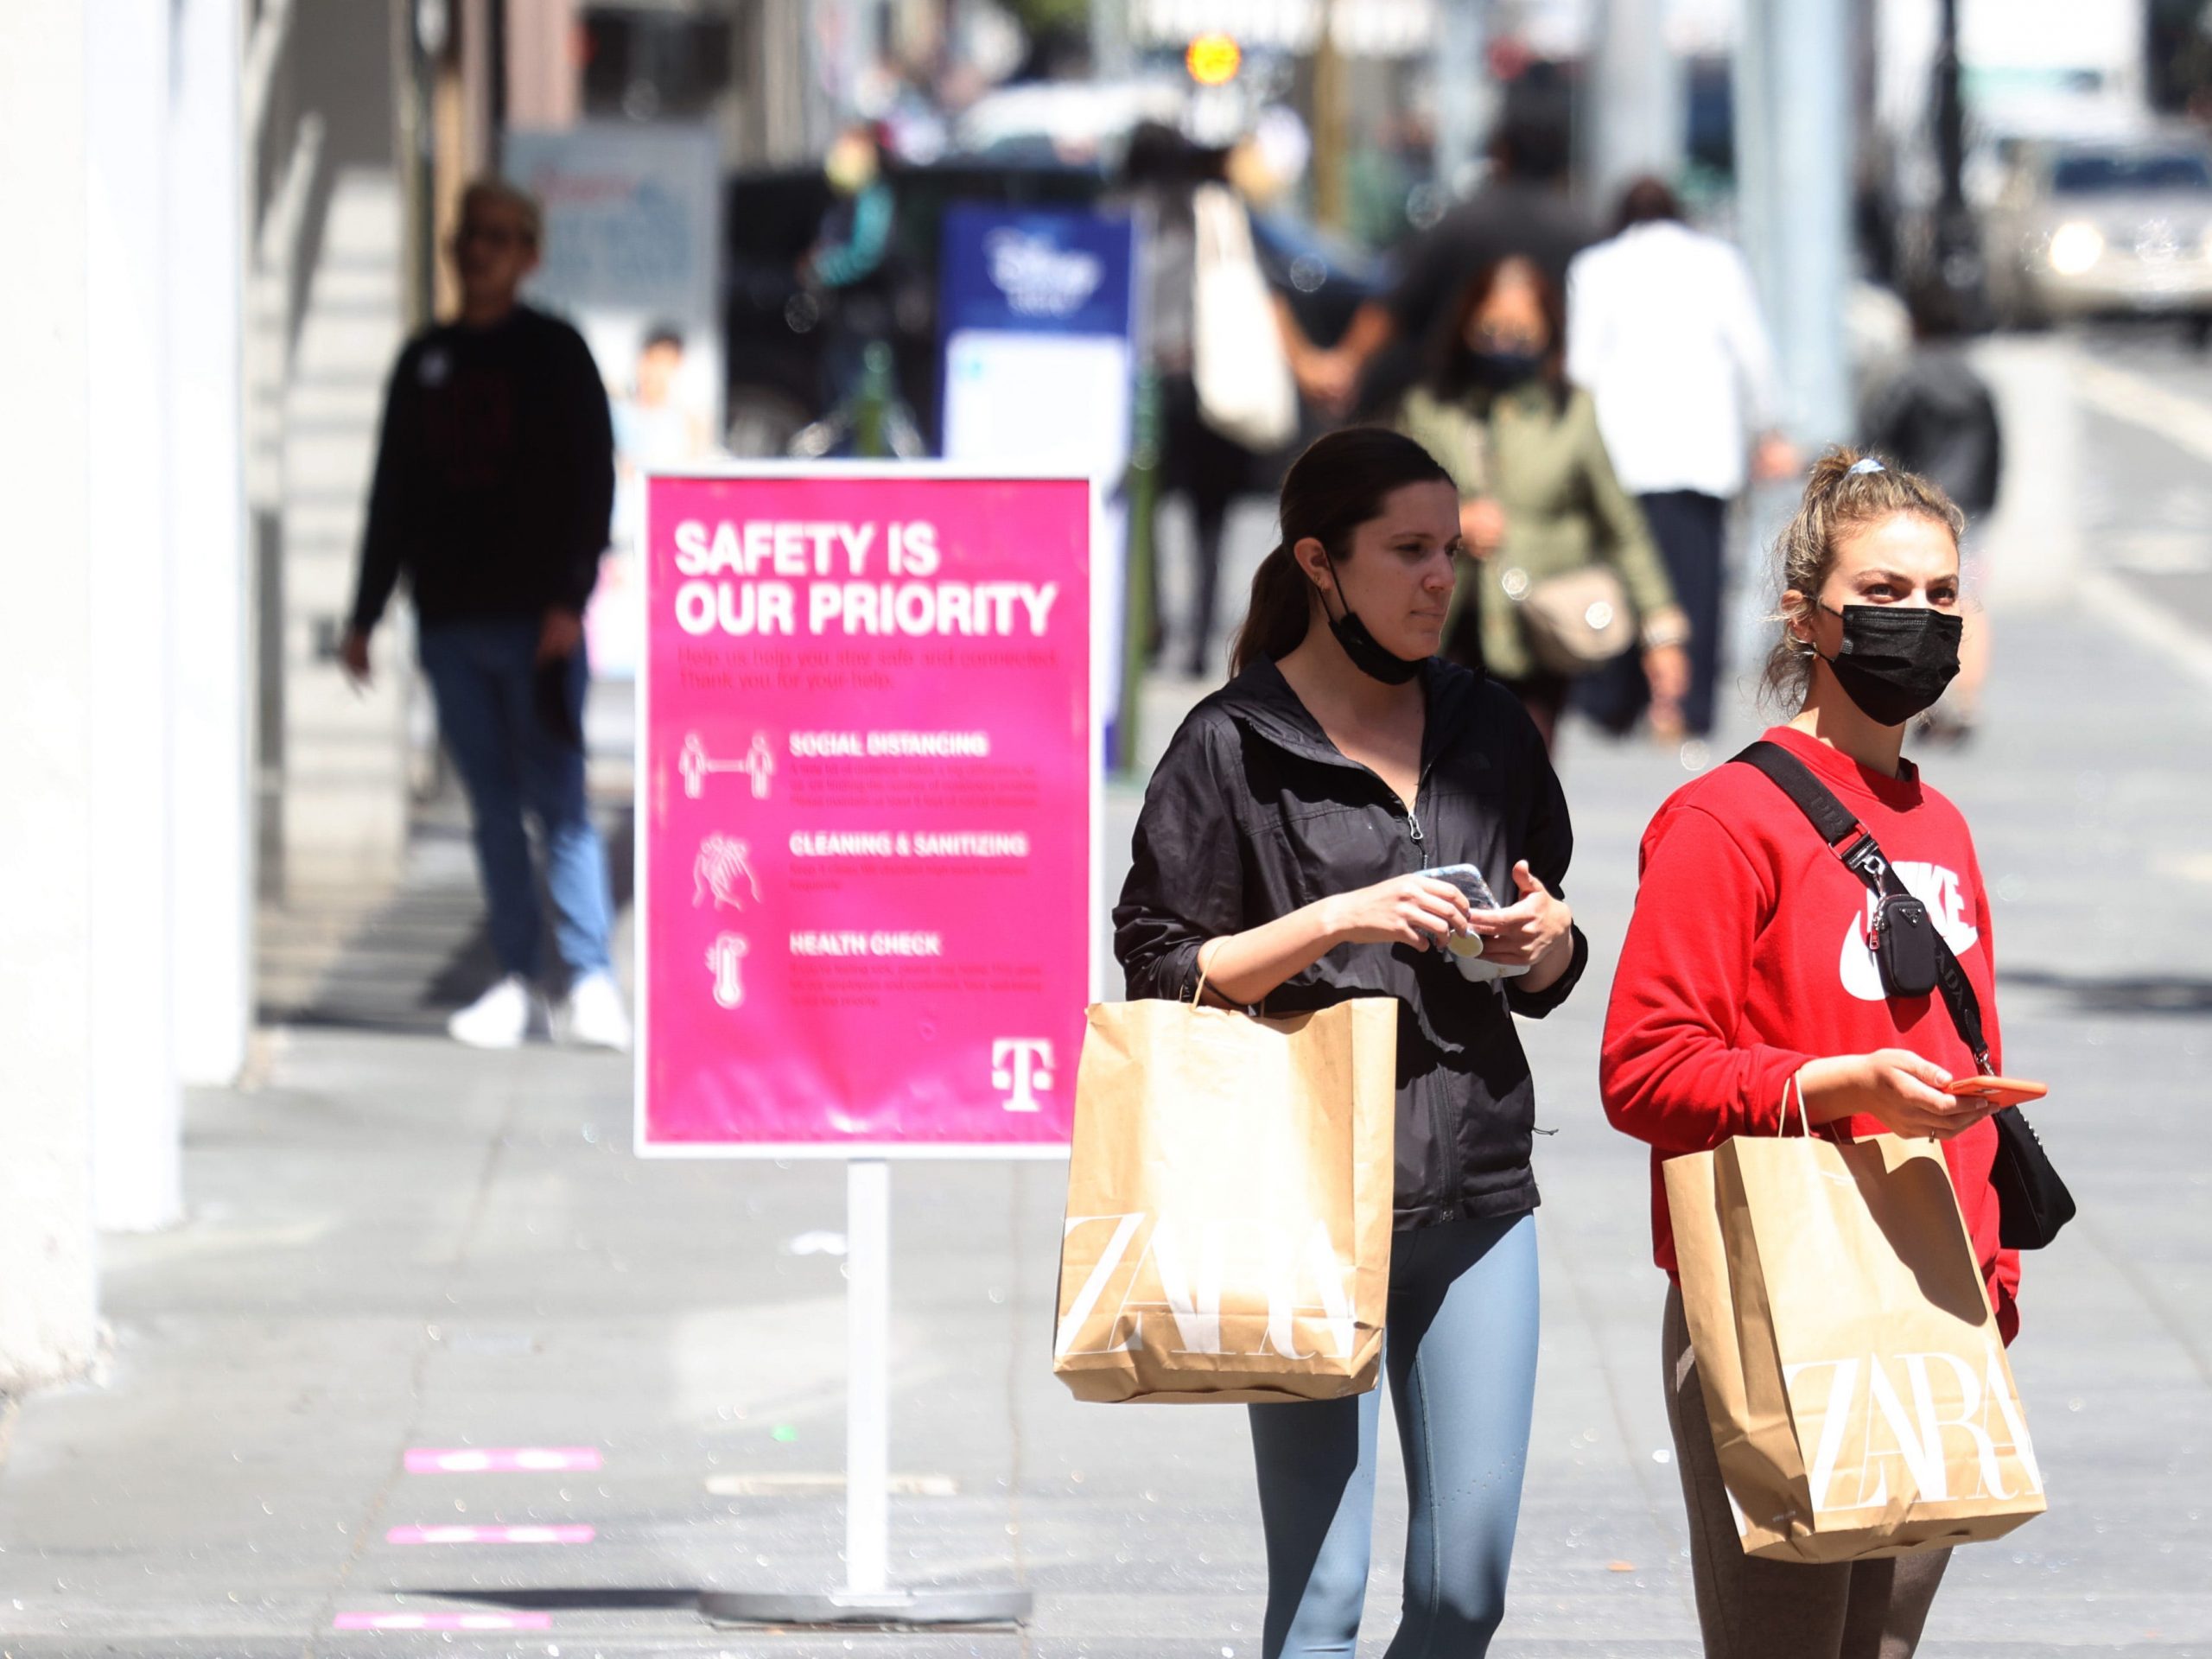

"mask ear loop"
[1809,601,1840,664]
[1313,542,1352,626]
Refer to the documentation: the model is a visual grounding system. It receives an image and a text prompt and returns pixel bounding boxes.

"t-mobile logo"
[991,1039,1053,1112]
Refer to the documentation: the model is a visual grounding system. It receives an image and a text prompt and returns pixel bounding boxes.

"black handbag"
[1735,741,2075,1249]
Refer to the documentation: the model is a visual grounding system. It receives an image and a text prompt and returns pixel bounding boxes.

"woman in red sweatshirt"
[1599,449,2016,1658]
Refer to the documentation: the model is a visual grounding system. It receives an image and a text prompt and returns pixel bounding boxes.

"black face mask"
[1815,602,1961,726]
[1321,556,1425,685]
[1470,347,1544,388]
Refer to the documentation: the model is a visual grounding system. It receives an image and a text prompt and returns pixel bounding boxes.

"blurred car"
[1984,130,2212,333]
[718,165,836,455]
[721,141,1385,457]
[953,76,1190,164]
[721,156,1109,455]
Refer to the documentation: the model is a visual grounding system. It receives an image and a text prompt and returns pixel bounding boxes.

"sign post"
[845,1157,890,1597]
[639,465,1095,1624]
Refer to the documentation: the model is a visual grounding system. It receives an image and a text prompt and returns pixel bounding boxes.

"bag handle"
[1732,741,1993,1075]
[1778,1070,1813,1138]
[1191,938,1268,1018]
[1192,940,1218,1008]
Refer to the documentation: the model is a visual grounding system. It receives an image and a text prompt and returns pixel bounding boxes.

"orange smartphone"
[1946,1076,2048,1107]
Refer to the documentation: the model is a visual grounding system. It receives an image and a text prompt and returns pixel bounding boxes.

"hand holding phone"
[1944,1076,2048,1109]
[1414,864,1529,982]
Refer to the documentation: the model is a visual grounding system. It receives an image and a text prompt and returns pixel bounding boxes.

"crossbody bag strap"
[1731,741,1993,1073]
[1925,931,1992,1074]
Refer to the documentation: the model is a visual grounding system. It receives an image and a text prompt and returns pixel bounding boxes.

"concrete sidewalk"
[5,354,2212,1655]
[4,582,2208,1658]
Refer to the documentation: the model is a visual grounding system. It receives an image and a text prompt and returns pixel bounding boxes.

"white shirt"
[1565,221,1779,499]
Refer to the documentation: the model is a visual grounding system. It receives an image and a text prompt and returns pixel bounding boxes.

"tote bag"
[1191,183,1300,454]
[1053,985,1396,1403]
[1666,1124,2046,1561]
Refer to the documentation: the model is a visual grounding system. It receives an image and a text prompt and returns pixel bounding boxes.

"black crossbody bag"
[1735,741,2075,1249]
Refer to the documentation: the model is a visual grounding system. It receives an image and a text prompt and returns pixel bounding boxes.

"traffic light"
[1185,33,1242,86]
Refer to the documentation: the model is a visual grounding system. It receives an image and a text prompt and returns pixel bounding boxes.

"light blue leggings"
[1248,1213,1540,1658]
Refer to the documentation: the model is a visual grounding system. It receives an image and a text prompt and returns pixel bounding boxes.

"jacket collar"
[1210,656,1483,775]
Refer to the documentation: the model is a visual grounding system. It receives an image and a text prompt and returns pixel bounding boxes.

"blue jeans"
[1572,489,1729,738]
[1249,1213,1540,1658]
[417,618,613,984]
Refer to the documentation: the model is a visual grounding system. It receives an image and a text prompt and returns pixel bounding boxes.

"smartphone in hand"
[1945,1076,2048,1108]
[1415,863,1529,982]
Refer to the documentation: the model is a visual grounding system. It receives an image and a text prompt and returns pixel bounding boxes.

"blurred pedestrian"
[1343,110,1432,253]
[1860,285,2002,740]
[1292,105,1596,416]
[1601,450,2017,1659]
[341,178,626,1052]
[1120,123,1301,677]
[1116,428,1587,1658]
[1397,257,1689,747]
[1565,176,1798,751]
[804,123,899,417]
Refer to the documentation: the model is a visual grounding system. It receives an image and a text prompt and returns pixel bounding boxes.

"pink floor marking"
[385,1523,595,1545]
[333,1611,554,1631]
[403,1446,602,1473]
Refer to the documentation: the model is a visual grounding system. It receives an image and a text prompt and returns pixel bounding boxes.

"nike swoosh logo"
[1840,904,1981,1003]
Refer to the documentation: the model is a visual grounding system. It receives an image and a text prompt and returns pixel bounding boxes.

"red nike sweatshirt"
[1599,725,2021,1341]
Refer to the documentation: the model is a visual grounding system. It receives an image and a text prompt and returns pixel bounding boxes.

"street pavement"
[3,334,2210,1656]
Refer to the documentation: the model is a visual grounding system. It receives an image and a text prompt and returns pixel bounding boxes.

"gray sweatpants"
[1662,1285,1952,1659]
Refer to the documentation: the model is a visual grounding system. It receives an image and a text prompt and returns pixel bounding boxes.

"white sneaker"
[448,974,539,1049]
[564,969,632,1052]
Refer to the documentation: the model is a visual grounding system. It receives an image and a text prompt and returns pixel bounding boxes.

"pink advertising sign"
[638,467,1096,1157]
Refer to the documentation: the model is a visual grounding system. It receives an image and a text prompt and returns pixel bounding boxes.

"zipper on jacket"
[1406,761,1455,1222]
[1401,751,1439,848]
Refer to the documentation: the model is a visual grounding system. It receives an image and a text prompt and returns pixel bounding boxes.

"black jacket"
[350,305,615,634]
[1860,346,2002,517]
[1114,657,1588,1229]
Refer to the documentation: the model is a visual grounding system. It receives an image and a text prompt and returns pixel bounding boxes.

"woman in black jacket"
[1114,427,1587,1657]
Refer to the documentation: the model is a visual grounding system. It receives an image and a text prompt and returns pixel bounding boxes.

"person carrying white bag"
[1104,428,1588,1657]
[1601,450,2048,1657]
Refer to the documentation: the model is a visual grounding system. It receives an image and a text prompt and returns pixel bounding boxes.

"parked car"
[1984,130,2212,338]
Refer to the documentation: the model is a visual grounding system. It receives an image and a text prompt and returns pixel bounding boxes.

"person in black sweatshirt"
[341,177,628,1051]
[1859,284,2003,741]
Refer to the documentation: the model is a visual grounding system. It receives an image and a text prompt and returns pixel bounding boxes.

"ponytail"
[1226,427,1452,679]
[1229,545,1314,678]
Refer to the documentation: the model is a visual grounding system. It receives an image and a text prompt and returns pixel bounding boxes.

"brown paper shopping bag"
[1052,991,1397,1403]
[1667,1128,2045,1562]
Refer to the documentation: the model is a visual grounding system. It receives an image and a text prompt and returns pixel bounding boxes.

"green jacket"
[1399,380,1676,683]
